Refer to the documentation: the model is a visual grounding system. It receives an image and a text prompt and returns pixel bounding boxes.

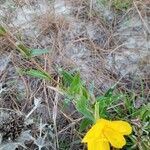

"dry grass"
[0,0,149,149]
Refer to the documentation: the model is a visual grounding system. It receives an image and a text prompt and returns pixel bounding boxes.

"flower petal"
[87,140,110,150]
[110,121,132,135]
[82,119,109,143]
[97,141,110,150]
[87,141,94,150]
[103,127,126,148]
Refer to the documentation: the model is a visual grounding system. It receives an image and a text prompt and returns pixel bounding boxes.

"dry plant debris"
[0,0,149,150]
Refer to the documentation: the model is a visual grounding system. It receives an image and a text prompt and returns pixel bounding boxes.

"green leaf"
[96,94,122,118]
[68,72,81,95]
[96,96,106,101]
[99,101,107,118]
[79,118,93,132]
[125,95,133,114]
[76,96,94,122]
[112,0,132,11]
[94,102,100,121]
[31,49,49,57]
[82,87,89,100]
[23,69,52,80]
[140,104,150,121]
[0,25,7,36]
[105,94,123,105]
[104,85,115,97]
[61,70,74,87]
[97,93,123,106]
[16,42,31,58]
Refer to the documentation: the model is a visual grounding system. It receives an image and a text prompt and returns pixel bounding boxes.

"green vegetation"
[0,25,7,36]
[98,0,132,10]
[112,0,132,10]
[0,0,149,149]
[24,68,150,149]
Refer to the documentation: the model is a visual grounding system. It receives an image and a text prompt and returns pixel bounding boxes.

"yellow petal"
[103,127,126,148]
[87,141,94,150]
[97,141,110,150]
[110,121,132,135]
[87,140,110,150]
[82,119,109,143]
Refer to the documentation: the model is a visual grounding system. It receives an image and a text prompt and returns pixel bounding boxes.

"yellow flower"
[82,119,132,150]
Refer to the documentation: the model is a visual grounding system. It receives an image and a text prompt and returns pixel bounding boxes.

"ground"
[0,0,149,150]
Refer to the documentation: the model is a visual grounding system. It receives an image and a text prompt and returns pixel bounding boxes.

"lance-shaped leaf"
[61,70,74,87]
[23,69,52,80]
[79,118,93,132]
[16,42,31,58]
[68,72,81,95]
[31,49,49,57]
[76,96,94,122]
[0,25,7,36]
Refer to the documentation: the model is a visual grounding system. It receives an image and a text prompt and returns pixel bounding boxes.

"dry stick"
[9,94,21,111]
[43,55,52,127]
[58,122,76,135]
[58,118,83,135]
[47,86,64,95]
[25,104,38,119]
[108,43,125,56]
[52,77,60,150]
[134,1,150,34]
[59,109,74,122]
[89,0,93,18]
[43,83,51,116]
